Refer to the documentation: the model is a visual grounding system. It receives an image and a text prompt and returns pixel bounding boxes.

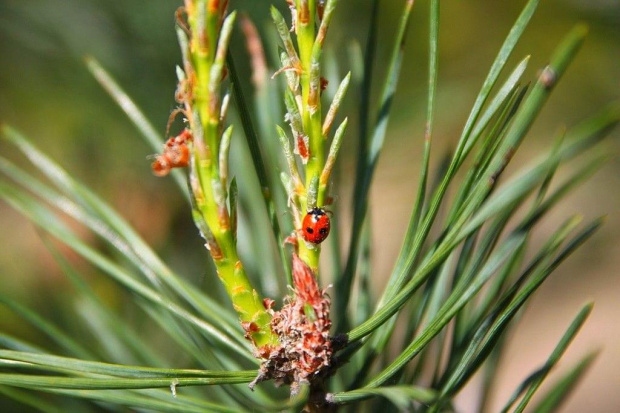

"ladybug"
[301,207,331,244]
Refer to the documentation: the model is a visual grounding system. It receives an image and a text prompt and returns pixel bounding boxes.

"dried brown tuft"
[251,254,333,394]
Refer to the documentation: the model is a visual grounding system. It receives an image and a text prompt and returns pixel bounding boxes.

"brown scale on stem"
[298,0,310,25]
[208,0,220,14]
[206,239,223,260]
[218,205,230,230]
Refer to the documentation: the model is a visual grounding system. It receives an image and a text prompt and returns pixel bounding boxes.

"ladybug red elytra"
[301,207,331,244]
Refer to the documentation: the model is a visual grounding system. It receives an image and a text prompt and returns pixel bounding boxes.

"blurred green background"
[0,0,618,411]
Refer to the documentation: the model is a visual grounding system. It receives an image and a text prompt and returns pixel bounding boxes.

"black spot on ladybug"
[306,227,314,234]
[319,228,327,234]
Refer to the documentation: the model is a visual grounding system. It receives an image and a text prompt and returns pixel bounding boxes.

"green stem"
[185,2,278,349]
[296,0,324,273]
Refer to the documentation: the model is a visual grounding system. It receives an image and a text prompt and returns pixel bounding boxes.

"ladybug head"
[309,207,327,216]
